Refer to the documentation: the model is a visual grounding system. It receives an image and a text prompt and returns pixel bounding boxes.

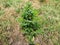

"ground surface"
[0,0,60,45]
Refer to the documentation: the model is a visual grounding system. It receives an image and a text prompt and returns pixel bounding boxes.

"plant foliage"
[18,2,42,45]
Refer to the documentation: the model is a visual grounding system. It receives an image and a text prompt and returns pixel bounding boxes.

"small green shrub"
[18,2,42,45]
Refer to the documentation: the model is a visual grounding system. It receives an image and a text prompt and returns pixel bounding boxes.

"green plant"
[18,2,42,45]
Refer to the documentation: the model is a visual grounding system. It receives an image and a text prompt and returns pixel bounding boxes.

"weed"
[18,2,42,45]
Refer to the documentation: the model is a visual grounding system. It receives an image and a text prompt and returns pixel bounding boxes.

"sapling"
[19,2,40,45]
